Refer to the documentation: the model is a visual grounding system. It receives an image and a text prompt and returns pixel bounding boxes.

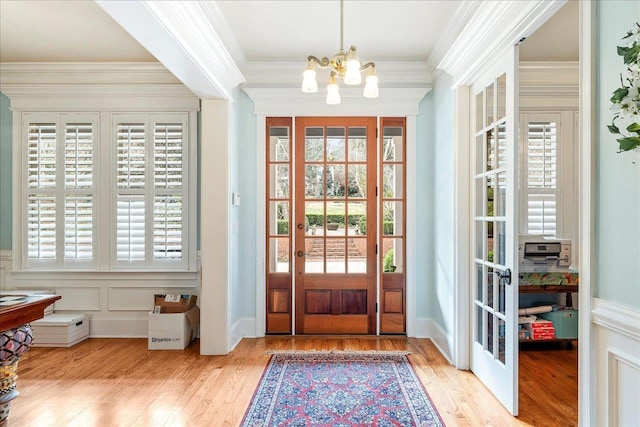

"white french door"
[470,45,519,415]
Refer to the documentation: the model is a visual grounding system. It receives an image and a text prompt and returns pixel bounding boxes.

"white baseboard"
[592,298,640,427]
[229,317,257,352]
[414,317,453,364]
[89,313,149,338]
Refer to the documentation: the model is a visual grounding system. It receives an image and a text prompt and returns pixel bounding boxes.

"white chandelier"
[301,0,378,105]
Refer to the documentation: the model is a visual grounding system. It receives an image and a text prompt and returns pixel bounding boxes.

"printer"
[518,235,571,272]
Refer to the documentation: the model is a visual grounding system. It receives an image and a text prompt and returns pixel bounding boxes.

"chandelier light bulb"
[301,66,318,93]
[363,71,379,99]
[326,73,341,105]
[344,46,362,85]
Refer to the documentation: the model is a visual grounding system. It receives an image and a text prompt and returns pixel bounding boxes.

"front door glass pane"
[305,165,324,198]
[326,127,345,161]
[383,164,403,198]
[347,165,366,198]
[305,127,324,162]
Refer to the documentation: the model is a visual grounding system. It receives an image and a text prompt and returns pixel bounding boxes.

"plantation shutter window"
[113,114,188,268]
[522,117,559,236]
[24,115,97,268]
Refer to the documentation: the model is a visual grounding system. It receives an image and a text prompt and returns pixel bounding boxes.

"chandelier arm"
[359,62,376,71]
[308,56,331,68]
[340,0,344,51]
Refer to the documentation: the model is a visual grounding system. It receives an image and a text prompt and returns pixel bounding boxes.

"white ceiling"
[0,0,578,70]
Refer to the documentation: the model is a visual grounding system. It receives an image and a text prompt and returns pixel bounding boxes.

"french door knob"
[297,223,304,229]
[297,250,304,257]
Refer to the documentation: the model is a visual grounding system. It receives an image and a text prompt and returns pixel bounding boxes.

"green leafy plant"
[383,249,396,272]
[609,23,640,152]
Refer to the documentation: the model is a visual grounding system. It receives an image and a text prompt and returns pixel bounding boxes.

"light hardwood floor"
[8,337,577,426]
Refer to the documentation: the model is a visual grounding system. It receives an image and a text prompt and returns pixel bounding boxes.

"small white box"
[148,306,200,350]
[31,313,89,347]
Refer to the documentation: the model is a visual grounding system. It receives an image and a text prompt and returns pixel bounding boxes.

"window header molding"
[0,63,199,112]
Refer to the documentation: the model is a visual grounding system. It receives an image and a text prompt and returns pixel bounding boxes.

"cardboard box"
[31,313,89,347]
[539,310,578,339]
[153,294,197,313]
[148,305,200,350]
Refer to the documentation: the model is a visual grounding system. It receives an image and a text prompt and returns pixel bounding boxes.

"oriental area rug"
[241,351,445,426]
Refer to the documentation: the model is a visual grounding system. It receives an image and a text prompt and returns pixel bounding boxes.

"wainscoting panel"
[2,251,201,337]
[53,287,101,311]
[592,298,640,427]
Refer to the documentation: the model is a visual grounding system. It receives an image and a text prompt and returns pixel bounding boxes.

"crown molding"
[241,61,432,88]
[96,0,245,100]
[0,62,181,85]
[519,61,579,105]
[0,63,199,111]
[242,87,431,117]
[437,0,567,86]
[426,1,482,72]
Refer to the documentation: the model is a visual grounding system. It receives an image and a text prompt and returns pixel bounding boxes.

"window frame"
[519,111,574,240]
[22,112,100,270]
[16,110,196,272]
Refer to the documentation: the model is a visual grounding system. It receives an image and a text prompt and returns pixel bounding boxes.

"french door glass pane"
[269,237,289,273]
[347,165,366,198]
[326,238,346,273]
[269,164,289,199]
[496,220,506,266]
[305,127,324,162]
[486,82,495,125]
[486,176,495,217]
[305,236,323,272]
[269,201,289,236]
[476,304,483,344]
[326,201,346,235]
[475,134,484,174]
[383,201,403,235]
[497,123,507,168]
[382,128,404,161]
[475,221,484,259]
[497,171,507,217]
[487,266,494,308]
[269,127,289,162]
[347,237,367,273]
[305,165,324,198]
[476,92,484,132]
[476,263,483,302]
[326,164,346,198]
[486,128,495,172]
[488,312,494,353]
[348,128,367,161]
[382,237,403,273]
[498,317,506,363]
[326,127,345,161]
[383,165,403,198]
[305,201,324,233]
[497,74,507,121]
[348,201,366,235]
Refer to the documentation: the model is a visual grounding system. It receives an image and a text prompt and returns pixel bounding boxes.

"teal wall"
[416,95,434,319]
[421,72,456,333]
[595,0,640,309]
[0,93,11,250]
[229,88,258,325]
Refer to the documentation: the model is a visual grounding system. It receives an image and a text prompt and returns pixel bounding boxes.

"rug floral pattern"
[242,352,444,426]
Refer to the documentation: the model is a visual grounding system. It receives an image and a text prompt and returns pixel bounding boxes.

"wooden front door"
[294,117,377,334]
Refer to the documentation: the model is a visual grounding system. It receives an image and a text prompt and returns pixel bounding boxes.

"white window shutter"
[117,196,146,261]
[525,120,558,237]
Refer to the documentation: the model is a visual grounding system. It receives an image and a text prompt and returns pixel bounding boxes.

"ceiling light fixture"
[301,0,378,105]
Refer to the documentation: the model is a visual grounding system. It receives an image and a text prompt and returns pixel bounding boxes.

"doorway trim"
[244,87,431,337]
[443,0,593,423]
